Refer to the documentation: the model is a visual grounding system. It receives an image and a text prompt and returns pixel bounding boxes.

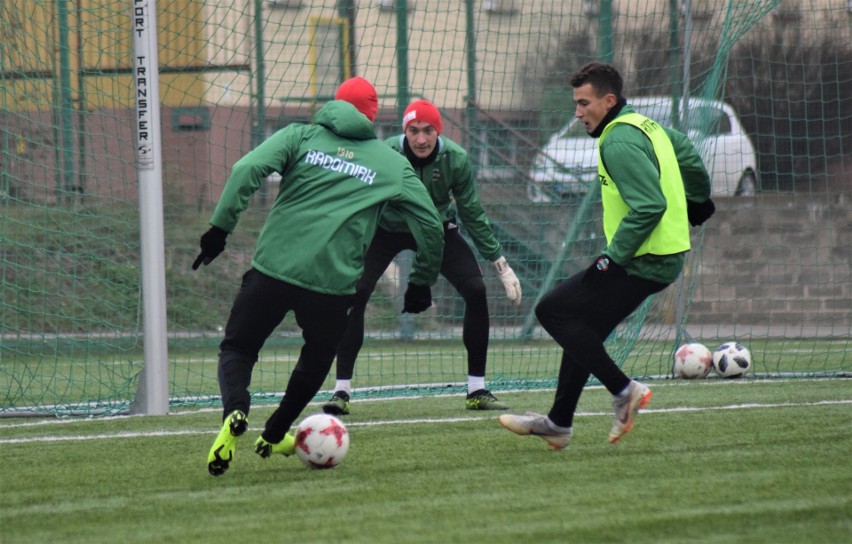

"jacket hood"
[313,100,377,141]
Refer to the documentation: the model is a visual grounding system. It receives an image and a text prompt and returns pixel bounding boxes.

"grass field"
[2,378,850,544]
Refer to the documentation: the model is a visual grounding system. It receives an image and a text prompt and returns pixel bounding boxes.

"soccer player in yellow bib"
[499,62,715,449]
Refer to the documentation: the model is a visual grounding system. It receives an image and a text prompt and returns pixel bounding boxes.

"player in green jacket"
[500,62,715,449]
[322,100,522,416]
[194,77,445,476]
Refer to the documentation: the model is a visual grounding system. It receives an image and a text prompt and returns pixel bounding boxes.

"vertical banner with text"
[131,0,169,415]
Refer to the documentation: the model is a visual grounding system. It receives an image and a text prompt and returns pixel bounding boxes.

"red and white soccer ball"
[673,343,713,379]
[712,341,752,379]
[295,413,350,469]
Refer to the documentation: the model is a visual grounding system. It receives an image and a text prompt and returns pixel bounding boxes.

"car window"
[558,104,675,137]
[683,106,731,136]
[556,99,732,138]
[634,102,674,127]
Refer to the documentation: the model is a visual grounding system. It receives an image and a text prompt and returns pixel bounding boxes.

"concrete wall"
[689,193,852,327]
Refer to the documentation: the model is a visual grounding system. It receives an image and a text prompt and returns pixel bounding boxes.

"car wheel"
[736,171,757,197]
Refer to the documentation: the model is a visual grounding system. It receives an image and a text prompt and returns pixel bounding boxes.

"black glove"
[687,198,715,227]
[402,282,432,314]
[582,255,626,288]
[192,226,228,270]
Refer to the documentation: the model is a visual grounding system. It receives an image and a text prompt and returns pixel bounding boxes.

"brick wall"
[689,193,852,326]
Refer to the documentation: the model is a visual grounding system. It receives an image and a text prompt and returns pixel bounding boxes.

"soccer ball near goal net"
[712,342,752,379]
[673,343,713,379]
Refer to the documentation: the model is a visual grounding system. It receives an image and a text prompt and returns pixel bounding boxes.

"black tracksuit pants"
[535,270,668,428]
[217,268,353,442]
[335,224,489,381]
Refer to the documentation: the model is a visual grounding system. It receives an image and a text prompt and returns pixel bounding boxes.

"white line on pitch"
[0,399,848,445]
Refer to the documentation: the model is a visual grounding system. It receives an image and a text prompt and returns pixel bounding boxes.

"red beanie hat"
[402,100,443,134]
[334,77,378,121]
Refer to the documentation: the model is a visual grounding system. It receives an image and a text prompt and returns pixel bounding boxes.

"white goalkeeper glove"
[493,256,522,306]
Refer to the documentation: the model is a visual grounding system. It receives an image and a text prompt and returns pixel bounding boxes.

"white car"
[527,96,759,202]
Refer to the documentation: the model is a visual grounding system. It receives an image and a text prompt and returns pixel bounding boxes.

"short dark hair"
[570,62,624,99]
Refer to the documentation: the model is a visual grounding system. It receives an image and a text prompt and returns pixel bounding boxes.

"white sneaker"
[498,412,572,450]
[609,381,652,444]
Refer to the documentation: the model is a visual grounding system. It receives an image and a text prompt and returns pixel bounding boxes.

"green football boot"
[207,409,247,476]
[321,391,351,416]
[254,433,296,458]
[465,389,509,411]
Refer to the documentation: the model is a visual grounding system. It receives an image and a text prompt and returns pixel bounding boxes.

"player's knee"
[457,276,487,305]
[535,298,557,327]
[219,347,258,367]
[351,284,374,309]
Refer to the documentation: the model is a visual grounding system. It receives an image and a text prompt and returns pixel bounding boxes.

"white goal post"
[130,0,169,416]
